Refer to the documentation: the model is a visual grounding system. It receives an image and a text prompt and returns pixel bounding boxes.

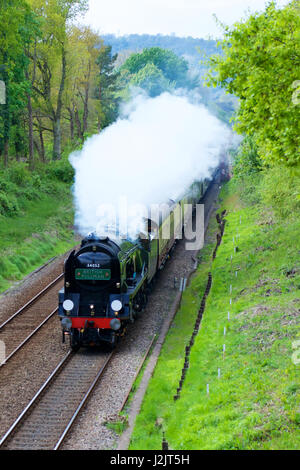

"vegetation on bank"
[129,168,300,450]
[0,159,75,292]
[126,4,300,443]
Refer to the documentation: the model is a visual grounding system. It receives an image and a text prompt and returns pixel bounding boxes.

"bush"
[47,158,75,183]
[0,192,20,216]
[7,162,31,187]
[0,176,17,193]
[231,136,300,216]
[232,137,263,178]
[259,166,300,219]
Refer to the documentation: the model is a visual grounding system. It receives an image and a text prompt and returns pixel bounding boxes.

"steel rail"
[2,307,58,365]
[54,351,114,450]
[0,351,73,448]
[0,273,63,330]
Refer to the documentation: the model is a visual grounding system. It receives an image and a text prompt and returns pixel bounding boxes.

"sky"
[82,0,291,38]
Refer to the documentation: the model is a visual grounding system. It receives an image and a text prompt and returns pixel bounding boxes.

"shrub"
[259,166,300,219]
[0,192,20,216]
[0,176,17,194]
[7,162,31,187]
[232,137,263,178]
[47,158,74,184]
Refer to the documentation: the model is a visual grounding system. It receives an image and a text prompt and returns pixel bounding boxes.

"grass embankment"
[129,179,300,450]
[0,160,76,293]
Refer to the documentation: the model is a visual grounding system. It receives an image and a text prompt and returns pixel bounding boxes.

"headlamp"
[63,299,74,313]
[111,300,122,312]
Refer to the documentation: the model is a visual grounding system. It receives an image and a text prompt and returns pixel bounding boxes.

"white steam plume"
[69,92,233,238]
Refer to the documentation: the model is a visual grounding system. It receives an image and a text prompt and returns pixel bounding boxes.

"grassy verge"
[0,161,76,293]
[129,180,300,450]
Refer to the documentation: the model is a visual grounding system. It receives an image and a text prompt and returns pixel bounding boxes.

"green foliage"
[105,419,128,435]
[231,137,300,217]
[120,47,192,97]
[0,191,19,216]
[0,161,75,292]
[0,0,38,160]
[7,161,32,186]
[105,34,237,123]
[208,1,300,166]
[232,137,263,178]
[130,63,173,97]
[121,47,189,86]
[259,166,300,218]
[46,157,75,183]
[0,157,74,218]
[0,194,75,292]
[94,44,121,129]
[130,179,300,450]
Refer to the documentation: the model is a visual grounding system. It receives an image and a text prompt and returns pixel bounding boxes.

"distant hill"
[101,34,218,62]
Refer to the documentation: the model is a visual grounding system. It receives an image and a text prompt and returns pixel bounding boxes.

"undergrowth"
[0,158,75,292]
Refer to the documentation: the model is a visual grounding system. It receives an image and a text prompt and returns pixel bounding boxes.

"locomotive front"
[58,233,131,350]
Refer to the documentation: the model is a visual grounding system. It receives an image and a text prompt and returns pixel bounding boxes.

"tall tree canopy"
[208,1,300,166]
[120,47,192,96]
[94,44,120,131]
[26,0,88,160]
[0,0,37,165]
[0,0,121,166]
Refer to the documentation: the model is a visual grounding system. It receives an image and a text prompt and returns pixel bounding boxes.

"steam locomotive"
[58,177,215,350]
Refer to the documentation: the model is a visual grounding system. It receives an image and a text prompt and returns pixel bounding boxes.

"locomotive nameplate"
[75,268,111,280]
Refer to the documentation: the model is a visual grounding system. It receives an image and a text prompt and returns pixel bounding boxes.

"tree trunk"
[27,92,34,170]
[53,119,61,161]
[75,108,83,141]
[67,107,75,141]
[36,116,46,162]
[52,46,66,160]
[82,62,91,136]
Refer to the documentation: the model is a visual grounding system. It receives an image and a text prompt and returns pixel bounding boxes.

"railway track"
[0,350,113,450]
[0,274,63,364]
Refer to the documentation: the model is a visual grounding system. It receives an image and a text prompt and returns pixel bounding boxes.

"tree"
[65,26,100,142]
[0,0,37,166]
[27,0,88,160]
[121,47,190,89]
[130,63,173,97]
[94,44,120,131]
[207,1,300,166]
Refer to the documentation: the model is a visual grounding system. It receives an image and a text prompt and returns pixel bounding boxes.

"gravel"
[0,182,220,450]
[61,182,221,450]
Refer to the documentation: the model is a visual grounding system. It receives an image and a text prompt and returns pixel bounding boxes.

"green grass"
[0,185,75,293]
[0,158,77,292]
[129,180,300,450]
[105,419,129,436]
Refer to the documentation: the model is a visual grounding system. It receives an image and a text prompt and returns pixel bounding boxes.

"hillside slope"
[129,179,300,450]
